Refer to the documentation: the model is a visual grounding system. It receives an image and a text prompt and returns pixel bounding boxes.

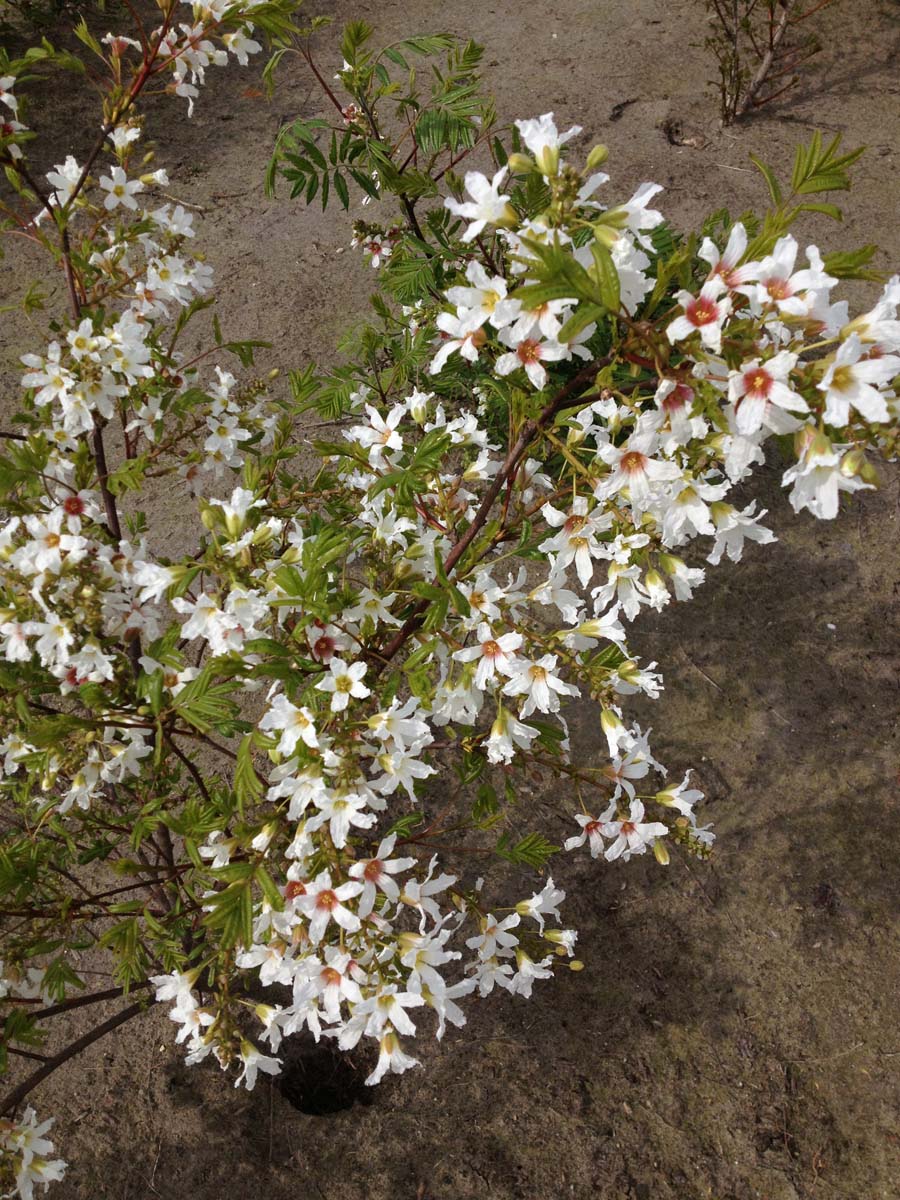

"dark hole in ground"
[278,1036,375,1115]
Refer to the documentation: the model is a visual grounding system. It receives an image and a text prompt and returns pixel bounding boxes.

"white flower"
[370,747,436,802]
[596,432,681,513]
[502,654,578,716]
[445,260,520,332]
[818,333,899,426]
[259,694,319,756]
[743,235,834,316]
[45,156,82,206]
[539,496,613,589]
[366,696,430,749]
[99,165,144,211]
[293,871,364,944]
[619,181,664,250]
[429,310,486,374]
[514,112,581,176]
[564,809,614,858]
[306,790,376,849]
[452,622,522,689]
[510,949,555,998]
[346,402,405,465]
[466,912,520,960]
[315,657,371,712]
[486,706,538,764]
[365,1031,420,1086]
[600,799,669,862]
[728,351,808,435]
[698,222,760,288]
[666,281,732,354]
[516,877,565,931]
[234,1039,281,1090]
[445,167,514,242]
[782,431,870,520]
[223,27,262,64]
[495,330,568,389]
[707,501,776,565]
[347,834,416,917]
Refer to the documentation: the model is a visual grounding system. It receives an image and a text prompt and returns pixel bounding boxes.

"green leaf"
[750,153,782,206]
[333,170,350,210]
[589,242,620,313]
[822,244,881,281]
[386,811,424,838]
[472,780,500,826]
[256,865,284,911]
[797,201,843,221]
[234,734,264,813]
[495,831,559,869]
[204,869,255,948]
[557,302,605,344]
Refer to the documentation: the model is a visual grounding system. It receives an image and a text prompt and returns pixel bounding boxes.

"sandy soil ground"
[1,1,898,1198]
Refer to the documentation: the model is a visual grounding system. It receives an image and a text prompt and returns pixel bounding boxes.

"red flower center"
[312,634,335,662]
[686,298,718,326]
[662,383,693,413]
[743,368,772,399]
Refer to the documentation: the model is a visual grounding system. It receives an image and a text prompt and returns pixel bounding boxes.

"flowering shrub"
[0,3,898,1194]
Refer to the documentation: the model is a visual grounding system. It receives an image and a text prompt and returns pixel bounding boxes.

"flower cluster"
[0,11,896,1196]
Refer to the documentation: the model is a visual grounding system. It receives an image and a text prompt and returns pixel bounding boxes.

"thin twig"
[734,0,795,119]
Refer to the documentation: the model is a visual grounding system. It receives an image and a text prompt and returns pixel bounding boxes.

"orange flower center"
[516,339,541,364]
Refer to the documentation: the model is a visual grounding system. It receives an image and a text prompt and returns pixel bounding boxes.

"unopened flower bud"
[514,947,535,971]
[594,206,630,231]
[592,224,620,249]
[652,839,670,866]
[536,145,560,178]
[839,448,866,478]
[600,707,623,740]
[575,618,609,639]
[569,959,585,971]
[858,459,881,486]
[506,152,535,175]
[585,143,609,169]
[657,552,684,578]
[796,425,829,460]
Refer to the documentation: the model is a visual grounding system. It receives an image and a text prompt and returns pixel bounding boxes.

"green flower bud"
[585,143,609,169]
